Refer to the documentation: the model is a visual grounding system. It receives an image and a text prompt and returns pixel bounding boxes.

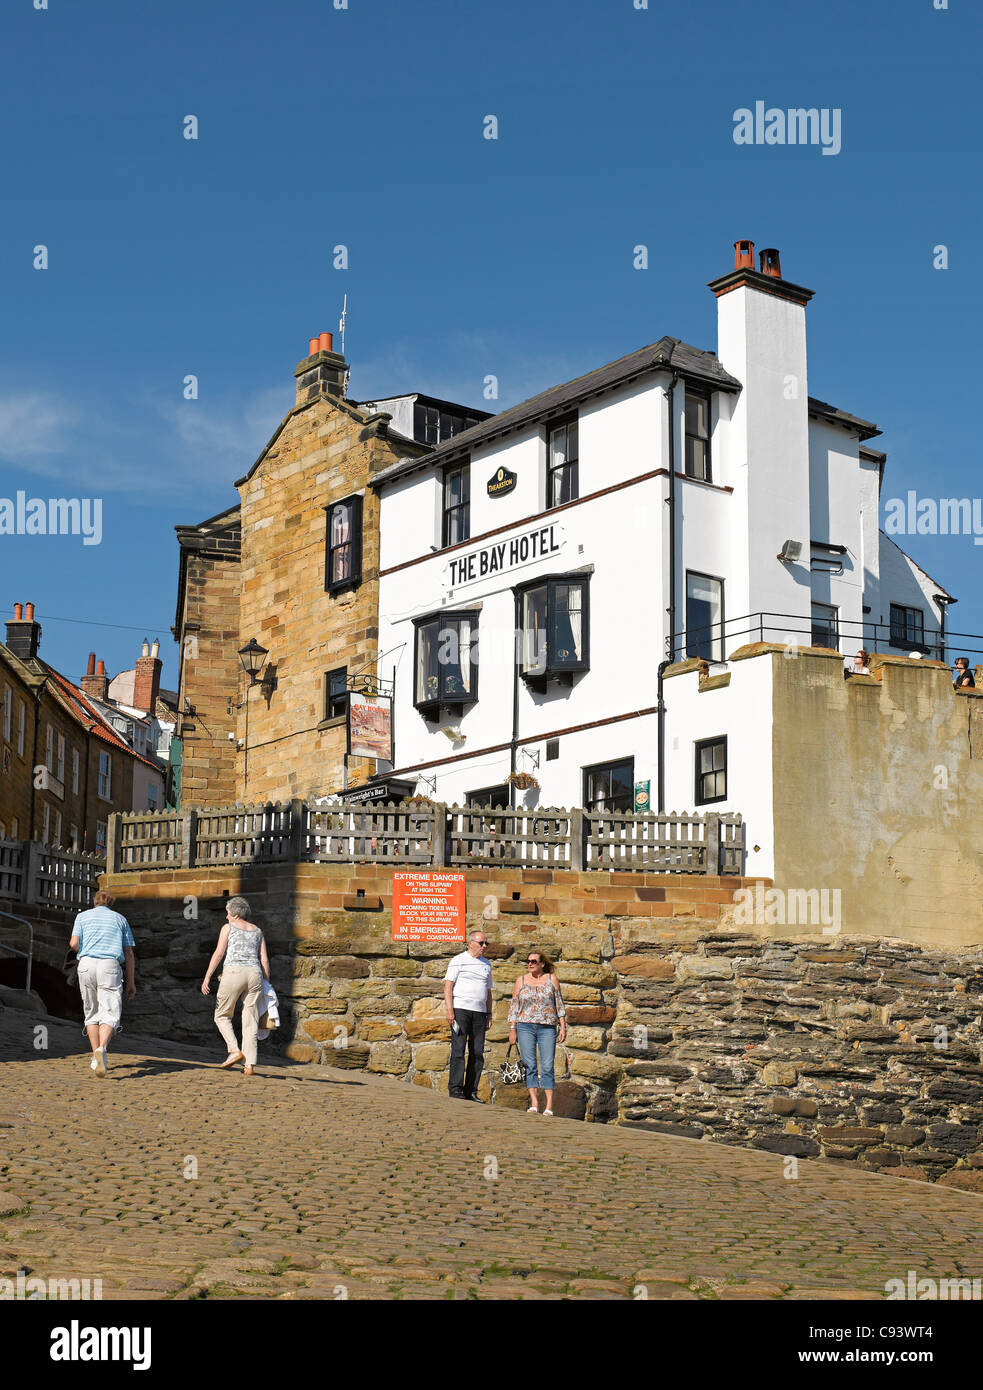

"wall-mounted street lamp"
[236,638,270,791]
[238,638,269,686]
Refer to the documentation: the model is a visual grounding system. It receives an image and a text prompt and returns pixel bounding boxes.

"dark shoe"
[466,1094,486,1103]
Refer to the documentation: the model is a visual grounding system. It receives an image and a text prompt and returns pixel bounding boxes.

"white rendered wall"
[877,533,947,650]
[716,284,813,634]
[663,656,775,879]
[379,474,667,785]
[807,420,866,648]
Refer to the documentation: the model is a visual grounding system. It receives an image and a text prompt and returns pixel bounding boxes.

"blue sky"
[0,0,979,688]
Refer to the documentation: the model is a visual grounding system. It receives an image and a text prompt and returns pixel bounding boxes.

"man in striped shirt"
[69,889,137,1077]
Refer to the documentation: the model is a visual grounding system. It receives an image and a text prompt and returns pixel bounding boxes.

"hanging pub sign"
[634,780,651,812]
[347,691,393,762]
[487,465,517,498]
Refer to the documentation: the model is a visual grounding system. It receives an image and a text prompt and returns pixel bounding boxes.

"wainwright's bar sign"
[446,522,563,588]
[392,870,466,942]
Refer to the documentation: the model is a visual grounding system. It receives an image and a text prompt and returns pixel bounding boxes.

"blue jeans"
[516,1022,557,1089]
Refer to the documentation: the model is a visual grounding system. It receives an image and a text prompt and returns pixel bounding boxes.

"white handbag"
[500,1044,527,1086]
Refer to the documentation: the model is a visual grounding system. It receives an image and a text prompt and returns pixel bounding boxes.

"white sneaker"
[93,1048,107,1078]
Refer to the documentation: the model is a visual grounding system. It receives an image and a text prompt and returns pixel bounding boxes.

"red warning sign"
[392,871,466,942]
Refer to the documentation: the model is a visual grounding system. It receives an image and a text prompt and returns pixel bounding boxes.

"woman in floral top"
[507,950,567,1115]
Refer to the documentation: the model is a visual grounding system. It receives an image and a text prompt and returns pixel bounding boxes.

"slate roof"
[808,396,881,442]
[370,336,741,488]
[42,665,161,769]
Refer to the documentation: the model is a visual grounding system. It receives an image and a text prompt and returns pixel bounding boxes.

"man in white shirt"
[443,930,493,1101]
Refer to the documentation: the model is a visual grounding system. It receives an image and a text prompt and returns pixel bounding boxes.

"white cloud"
[0,393,78,460]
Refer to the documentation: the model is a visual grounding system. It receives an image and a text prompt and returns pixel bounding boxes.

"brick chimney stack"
[5,601,42,659]
[133,636,162,714]
[294,331,347,407]
[80,654,109,701]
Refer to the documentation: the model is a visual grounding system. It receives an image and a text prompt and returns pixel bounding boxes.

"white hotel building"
[368,242,955,876]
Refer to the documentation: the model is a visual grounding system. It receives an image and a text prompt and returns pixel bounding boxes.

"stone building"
[173,334,487,807]
[0,603,156,852]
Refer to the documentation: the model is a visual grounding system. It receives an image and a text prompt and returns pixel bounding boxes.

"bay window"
[414,611,479,718]
[518,575,589,688]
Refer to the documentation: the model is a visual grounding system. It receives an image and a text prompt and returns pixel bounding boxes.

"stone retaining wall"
[101,863,983,1187]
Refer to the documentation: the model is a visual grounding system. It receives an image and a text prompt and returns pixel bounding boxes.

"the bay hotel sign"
[444,521,564,590]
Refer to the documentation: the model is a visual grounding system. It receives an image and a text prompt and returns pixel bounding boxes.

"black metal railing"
[674,611,983,668]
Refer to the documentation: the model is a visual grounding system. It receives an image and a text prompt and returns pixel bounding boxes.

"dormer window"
[414,611,479,719]
[324,494,363,594]
[518,575,590,690]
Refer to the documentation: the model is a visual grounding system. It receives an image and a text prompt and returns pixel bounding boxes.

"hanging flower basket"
[508,771,539,791]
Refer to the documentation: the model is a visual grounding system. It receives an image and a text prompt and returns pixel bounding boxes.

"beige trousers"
[214,966,263,1066]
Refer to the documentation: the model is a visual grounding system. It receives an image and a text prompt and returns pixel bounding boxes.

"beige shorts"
[77,957,123,1029]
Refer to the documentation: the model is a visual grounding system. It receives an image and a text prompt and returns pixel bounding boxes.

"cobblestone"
[1,1012,981,1300]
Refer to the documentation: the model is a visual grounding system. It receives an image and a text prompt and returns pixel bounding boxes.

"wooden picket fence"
[0,838,105,911]
[108,800,745,875]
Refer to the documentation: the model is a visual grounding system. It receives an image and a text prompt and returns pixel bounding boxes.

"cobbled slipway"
[1,1010,981,1301]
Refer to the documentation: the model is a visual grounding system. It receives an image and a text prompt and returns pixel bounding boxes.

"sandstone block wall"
[100,862,983,1186]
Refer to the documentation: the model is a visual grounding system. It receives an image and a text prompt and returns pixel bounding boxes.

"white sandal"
[526,1105,539,1113]
[543,1109,554,1116]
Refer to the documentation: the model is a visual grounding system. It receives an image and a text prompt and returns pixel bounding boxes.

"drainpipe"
[28,678,47,839]
[659,362,680,815]
[664,361,680,662]
[510,589,520,808]
[657,659,669,813]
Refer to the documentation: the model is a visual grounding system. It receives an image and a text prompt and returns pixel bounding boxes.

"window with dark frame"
[518,575,590,688]
[324,494,363,594]
[890,603,925,651]
[684,391,711,482]
[98,751,112,800]
[548,418,579,508]
[685,572,724,662]
[467,784,511,809]
[414,403,482,446]
[442,464,470,547]
[695,737,727,805]
[583,758,635,814]
[811,602,839,648]
[414,611,479,718]
[324,668,348,722]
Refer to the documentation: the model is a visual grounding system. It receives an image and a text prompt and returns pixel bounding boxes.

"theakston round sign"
[487,465,517,497]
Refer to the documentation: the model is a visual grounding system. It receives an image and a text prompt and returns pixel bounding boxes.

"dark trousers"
[449,1008,487,1098]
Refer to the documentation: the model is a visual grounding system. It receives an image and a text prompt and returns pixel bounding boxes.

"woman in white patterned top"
[507,949,567,1116]
[201,897,270,1076]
